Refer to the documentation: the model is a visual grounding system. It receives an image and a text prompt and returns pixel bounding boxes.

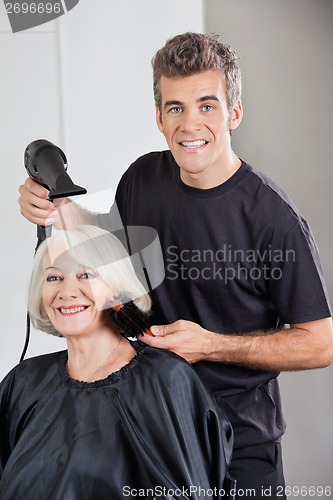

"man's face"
[156,70,242,188]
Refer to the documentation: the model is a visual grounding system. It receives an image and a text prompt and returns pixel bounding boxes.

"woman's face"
[42,241,114,338]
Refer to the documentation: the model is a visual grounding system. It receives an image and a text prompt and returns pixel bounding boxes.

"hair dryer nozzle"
[48,175,87,200]
[24,139,87,200]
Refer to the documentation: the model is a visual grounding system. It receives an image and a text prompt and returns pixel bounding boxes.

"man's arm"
[142,317,333,371]
[18,178,98,228]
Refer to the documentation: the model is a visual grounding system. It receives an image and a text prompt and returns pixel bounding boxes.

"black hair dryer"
[24,139,87,241]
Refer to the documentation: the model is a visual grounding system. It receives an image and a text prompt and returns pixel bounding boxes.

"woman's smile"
[56,305,90,315]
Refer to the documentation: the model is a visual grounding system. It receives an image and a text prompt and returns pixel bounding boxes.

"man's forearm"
[205,317,333,371]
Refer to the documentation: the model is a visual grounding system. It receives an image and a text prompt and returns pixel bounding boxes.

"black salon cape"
[0,342,233,499]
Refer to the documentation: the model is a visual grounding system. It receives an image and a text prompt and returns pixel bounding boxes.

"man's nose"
[181,109,202,133]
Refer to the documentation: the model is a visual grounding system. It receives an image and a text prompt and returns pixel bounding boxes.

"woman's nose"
[57,276,80,300]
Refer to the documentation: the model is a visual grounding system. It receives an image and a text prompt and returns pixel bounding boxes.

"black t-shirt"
[101,150,331,449]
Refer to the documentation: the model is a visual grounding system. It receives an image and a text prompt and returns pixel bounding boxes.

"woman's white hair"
[28,225,152,337]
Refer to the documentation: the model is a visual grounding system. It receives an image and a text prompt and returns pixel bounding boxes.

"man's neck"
[180,154,242,190]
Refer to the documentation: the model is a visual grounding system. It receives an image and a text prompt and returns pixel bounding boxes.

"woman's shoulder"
[133,341,199,383]
[1,350,66,395]
[15,350,66,373]
[120,342,219,416]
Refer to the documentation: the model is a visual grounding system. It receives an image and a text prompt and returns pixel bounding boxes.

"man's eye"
[170,107,183,114]
[202,104,213,112]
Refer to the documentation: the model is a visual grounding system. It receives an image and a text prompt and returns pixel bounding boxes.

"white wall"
[0,0,203,376]
[204,0,333,492]
[0,3,65,371]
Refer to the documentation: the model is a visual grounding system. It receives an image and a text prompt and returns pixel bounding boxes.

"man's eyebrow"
[163,100,183,109]
[197,95,220,103]
[163,95,220,109]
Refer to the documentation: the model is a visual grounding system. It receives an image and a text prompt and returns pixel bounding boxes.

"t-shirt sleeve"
[268,218,331,324]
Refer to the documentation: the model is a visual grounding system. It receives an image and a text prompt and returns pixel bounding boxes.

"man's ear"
[229,99,243,132]
[155,106,164,133]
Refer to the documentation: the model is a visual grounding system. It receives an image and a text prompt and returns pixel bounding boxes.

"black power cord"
[20,139,87,362]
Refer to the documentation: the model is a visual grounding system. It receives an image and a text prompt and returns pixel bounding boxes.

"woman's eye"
[79,271,96,280]
[46,275,62,283]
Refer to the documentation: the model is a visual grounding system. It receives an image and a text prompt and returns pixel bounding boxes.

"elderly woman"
[0,225,233,500]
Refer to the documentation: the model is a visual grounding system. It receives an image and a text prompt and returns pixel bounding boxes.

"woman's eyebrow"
[45,264,87,273]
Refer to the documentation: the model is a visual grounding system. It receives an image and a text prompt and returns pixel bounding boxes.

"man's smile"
[179,139,208,149]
